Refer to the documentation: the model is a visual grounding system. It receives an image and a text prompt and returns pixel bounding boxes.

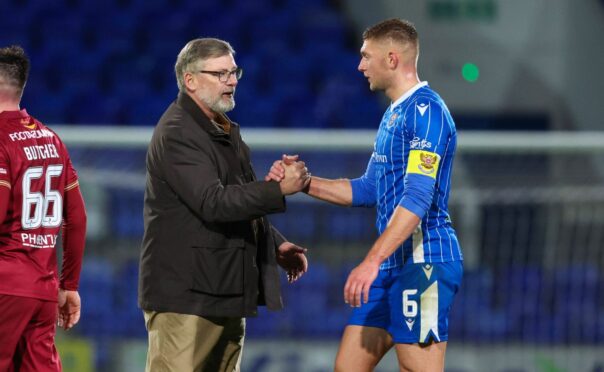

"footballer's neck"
[0,89,20,113]
[0,101,20,114]
[386,71,420,102]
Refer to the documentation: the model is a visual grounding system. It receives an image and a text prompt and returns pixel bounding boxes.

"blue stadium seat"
[78,258,115,337]
[1,0,367,129]
[280,262,332,337]
[109,188,144,238]
[269,202,316,241]
[114,260,146,338]
[297,8,347,47]
[248,12,298,51]
[245,306,283,338]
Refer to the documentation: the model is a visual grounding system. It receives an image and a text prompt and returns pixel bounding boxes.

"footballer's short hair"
[363,18,419,54]
[0,45,30,98]
[175,38,235,92]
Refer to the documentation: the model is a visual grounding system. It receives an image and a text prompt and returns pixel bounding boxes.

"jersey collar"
[389,81,428,112]
[0,109,28,120]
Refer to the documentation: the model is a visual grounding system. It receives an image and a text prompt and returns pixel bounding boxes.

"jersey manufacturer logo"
[405,318,415,331]
[387,113,398,128]
[416,102,429,116]
[423,264,433,280]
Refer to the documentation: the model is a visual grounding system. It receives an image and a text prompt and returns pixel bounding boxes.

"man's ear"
[388,51,399,70]
[183,72,197,91]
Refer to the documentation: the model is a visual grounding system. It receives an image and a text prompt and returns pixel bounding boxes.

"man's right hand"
[265,154,299,183]
[276,157,311,195]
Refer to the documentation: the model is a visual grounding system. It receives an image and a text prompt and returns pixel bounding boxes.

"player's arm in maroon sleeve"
[58,181,87,330]
[0,182,11,223]
[60,182,86,290]
[0,146,11,223]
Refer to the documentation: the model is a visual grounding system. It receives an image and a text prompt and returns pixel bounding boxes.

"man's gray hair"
[175,38,235,92]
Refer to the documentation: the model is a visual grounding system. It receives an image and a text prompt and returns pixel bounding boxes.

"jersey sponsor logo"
[410,136,432,150]
[416,102,429,116]
[21,233,58,249]
[0,167,7,174]
[406,150,440,178]
[8,129,54,142]
[387,113,399,128]
[371,151,388,163]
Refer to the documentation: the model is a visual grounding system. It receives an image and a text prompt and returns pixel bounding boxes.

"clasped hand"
[265,154,310,195]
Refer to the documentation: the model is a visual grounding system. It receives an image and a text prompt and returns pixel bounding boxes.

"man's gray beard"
[199,92,235,114]
[211,98,235,113]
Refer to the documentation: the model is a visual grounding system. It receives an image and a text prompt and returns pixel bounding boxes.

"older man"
[138,38,310,372]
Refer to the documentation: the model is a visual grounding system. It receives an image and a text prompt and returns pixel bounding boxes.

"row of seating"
[1,0,384,127]
[77,257,604,343]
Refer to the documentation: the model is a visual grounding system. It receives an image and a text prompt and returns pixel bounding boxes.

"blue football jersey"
[350,82,463,268]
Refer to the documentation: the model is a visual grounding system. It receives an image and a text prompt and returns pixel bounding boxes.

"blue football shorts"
[347,260,463,344]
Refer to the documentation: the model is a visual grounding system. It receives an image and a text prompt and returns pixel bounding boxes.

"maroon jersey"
[0,109,78,301]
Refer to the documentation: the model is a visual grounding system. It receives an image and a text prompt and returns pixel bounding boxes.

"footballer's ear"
[387,51,399,70]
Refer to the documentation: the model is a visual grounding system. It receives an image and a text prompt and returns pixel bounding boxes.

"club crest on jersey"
[416,102,429,116]
[406,150,440,179]
[387,113,398,128]
[419,153,438,174]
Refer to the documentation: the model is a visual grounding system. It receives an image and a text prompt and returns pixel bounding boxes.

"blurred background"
[2,0,604,371]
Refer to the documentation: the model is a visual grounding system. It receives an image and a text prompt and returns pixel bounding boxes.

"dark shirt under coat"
[139,92,287,318]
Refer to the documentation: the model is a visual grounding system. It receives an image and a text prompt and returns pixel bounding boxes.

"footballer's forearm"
[60,186,87,291]
[364,206,420,265]
[305,176,353,206]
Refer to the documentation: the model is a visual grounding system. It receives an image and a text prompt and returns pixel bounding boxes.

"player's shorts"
[0,294,61,372]
[347,260,463,344]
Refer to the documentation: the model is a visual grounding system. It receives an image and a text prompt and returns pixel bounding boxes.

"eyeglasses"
[194,67,243,83]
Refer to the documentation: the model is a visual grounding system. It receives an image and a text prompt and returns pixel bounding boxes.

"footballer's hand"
[58,289,81,330]
[276,241,308,283]
[264,154,299,182]
[343,260,380,307]
[279,161,311,195]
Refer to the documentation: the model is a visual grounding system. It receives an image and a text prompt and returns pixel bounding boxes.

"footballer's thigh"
[395,341,447,372]
[389,261,462,370]
[335,269,398,372]
[335,325,393,372]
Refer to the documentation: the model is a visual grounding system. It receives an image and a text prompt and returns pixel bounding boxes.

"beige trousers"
[143,311,245,372]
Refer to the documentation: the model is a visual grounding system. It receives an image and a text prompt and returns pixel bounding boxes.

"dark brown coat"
[139,93,286,317]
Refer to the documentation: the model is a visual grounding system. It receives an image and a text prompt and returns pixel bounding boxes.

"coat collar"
[177,92,238,139]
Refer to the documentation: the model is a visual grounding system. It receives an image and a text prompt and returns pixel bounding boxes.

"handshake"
[265,154,311,195]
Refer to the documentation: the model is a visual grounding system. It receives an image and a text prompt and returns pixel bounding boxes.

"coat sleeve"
[156,127,286,223]
[270,223,286,249]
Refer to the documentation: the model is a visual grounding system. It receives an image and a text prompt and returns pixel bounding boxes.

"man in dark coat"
[138,38,310,372]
